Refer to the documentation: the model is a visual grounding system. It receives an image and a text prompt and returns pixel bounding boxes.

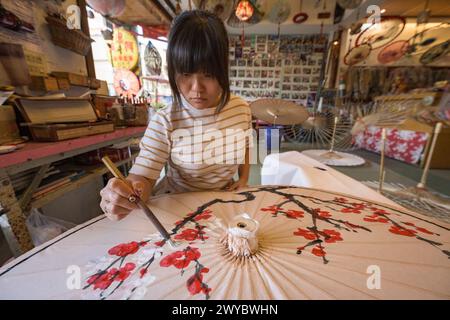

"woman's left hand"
[224,178,248,191]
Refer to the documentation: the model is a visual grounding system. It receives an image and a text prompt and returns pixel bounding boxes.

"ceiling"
[94,0,450,36]
[380,0,450,17]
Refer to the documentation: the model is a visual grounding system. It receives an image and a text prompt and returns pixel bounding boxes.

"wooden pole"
[417,122,442,189]
[378,128,386,193]
[77,0,96,78]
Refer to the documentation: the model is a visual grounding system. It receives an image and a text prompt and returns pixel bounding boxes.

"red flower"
[186,268,210,295]
[139,268,147,278]
[415,227,434,235]
[87,270,115,290]
[261,205,281,215]
[389,225,417,237]
[294,228,317,240]
[364,214,389,223]
[87,263,136,290]
[334,197,348,203]
[313,209,332,218]
[108,241,140,257]
[322,229,343,243]
[116,263,136,281]
[285,210,304,219]
[160,247,201,269]
[312,246,326,257]
[174,227,208,242]
[193,210,213,221]
[341,207,362,214]
[370,208,390,215]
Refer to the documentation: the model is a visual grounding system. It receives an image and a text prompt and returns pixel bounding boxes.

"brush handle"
[101,156,172,242]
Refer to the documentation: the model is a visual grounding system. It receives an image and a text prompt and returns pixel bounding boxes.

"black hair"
[167,10,230,113]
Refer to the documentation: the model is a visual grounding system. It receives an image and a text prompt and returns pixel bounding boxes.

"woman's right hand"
[99,174,151,221]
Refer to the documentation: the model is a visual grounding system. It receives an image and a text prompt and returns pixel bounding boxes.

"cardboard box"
[30,76,59,91]
[51,72,89,87]
[0,105,21,144]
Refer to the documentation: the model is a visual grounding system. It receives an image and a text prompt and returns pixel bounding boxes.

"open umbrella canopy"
[1,186,448,299]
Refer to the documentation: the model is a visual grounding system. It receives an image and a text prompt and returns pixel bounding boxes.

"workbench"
[0,127,146,257]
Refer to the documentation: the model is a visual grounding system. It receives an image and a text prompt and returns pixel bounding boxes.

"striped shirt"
[129,95,252,193]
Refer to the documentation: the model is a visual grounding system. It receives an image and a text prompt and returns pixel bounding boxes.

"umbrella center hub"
[221,214,259,258]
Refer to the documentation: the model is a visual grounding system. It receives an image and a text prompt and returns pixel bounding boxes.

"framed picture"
[282,84,291,91]
[254,59,261,67]
[262,59,268,67]
[238,59,246,67]
[304,68,311,75]
[254,70,261,78]
[238,70,245,77]
[246,70,253,78]
[293,76,302,83]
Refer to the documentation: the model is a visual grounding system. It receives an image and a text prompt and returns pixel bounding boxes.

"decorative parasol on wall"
[113,69,140,98]
[356,16,406,50]
[420,40,450,65]
[144,41,162,76]
[407,23,450,55]
[377,40,409,64]
[77,186,450,299]
[344,43,371,65]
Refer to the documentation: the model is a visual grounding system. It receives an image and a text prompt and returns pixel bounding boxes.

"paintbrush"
[101,156,176,247]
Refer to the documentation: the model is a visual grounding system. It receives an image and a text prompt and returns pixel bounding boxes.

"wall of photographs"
[229,34,326,106]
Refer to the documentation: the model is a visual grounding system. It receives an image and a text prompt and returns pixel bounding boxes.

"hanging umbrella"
[267,0,291,37]
[227,0,261,28]
[1,186,449,299]
[377,40,409,64]
[356,16,405,50]
[144,41,162,76]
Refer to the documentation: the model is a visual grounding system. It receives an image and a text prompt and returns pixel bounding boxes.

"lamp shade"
[235,0,254,22]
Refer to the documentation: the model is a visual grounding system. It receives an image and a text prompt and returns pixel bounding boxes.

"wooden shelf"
[30,154,137,209]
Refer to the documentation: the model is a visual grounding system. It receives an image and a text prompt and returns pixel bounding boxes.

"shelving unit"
[0,127,146,256]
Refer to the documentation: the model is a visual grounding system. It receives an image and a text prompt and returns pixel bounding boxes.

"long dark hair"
[167,10,230,113]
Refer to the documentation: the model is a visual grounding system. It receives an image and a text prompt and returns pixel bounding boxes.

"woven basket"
[46,16,93,56]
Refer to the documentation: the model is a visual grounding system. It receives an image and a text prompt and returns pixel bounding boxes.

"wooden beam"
[149,0,174,23]
[77,0,96,78]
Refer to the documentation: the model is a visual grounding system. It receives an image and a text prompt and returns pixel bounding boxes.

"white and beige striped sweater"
[129,95,252,193]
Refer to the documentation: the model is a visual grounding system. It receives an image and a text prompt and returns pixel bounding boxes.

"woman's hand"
[99,174,152,221]
[224,177,248,191]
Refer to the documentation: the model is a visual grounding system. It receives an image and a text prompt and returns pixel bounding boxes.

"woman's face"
[176,72,222,109]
